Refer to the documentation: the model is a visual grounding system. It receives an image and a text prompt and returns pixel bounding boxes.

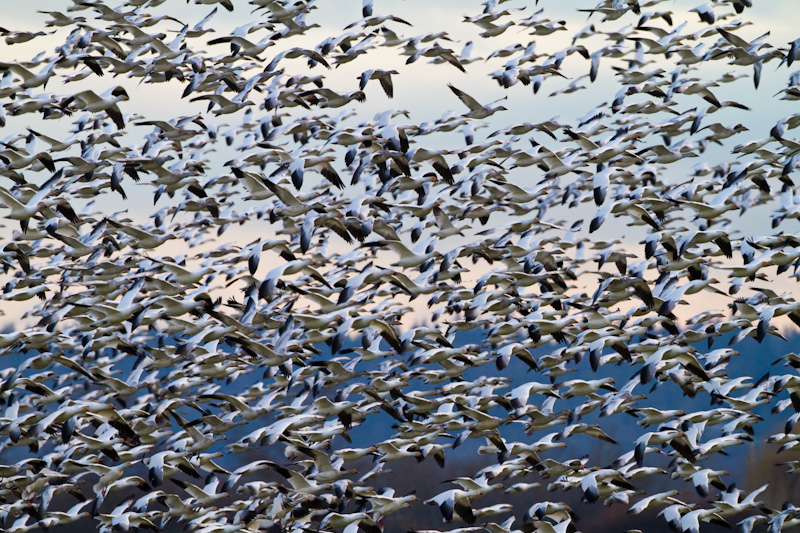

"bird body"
[448,84,507,119]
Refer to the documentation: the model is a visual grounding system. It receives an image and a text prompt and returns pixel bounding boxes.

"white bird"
[448,84,507,119]
[424,489,478,525]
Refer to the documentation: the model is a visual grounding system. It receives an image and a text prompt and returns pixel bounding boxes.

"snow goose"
[425,488,479,525]
[448,84,507,119]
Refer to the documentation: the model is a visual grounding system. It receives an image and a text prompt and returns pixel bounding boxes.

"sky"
[0,0,799,329]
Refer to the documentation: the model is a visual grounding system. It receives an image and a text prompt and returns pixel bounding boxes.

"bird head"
[111,86,130,101]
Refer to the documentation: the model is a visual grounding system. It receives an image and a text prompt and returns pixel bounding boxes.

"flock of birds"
[1,0,800,531]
